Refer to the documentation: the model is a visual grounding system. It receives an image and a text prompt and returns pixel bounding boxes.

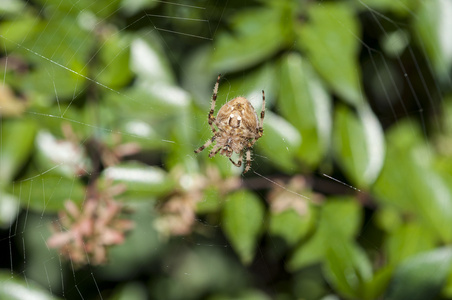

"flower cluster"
[47,182,133,266]
[154,167,240,237]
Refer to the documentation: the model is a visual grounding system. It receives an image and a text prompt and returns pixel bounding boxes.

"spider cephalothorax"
[194,74,265,173]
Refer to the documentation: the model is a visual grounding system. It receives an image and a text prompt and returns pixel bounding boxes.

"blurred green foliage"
[1,0,452,299]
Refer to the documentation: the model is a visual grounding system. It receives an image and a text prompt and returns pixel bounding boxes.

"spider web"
[0,0,450,299]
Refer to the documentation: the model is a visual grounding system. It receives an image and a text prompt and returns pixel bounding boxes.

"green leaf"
[0,14,39,51]
[380,29,410,57]
[385,247,452,300]
[120,0,159,16]
[374,207,403,233]
[319,197,362,239]
[323,241,373,299]
[269,207,315,247]
[130,35,175,85]
[362,265,394,300]
[33,0,121,17]
[333,104,385,187]
[373,120,452,243]
[11,174,85,212]
[296,2,362,105]
[436,99,452,193]
[222,190,265,264]
[121,81,190,116]
[291,267,329,300]
[440,97,452,135]
[99,81,186,151]
[413,0,452,79]
[0,0,24,15]
[211,7,291,73]
[110,282,148,300]
[0,190,19,228]
[115,119,165,150]
[385,222,436,265]
[35,130,91,178]
[442,266,452,298]
[373,121,424,210]
[98,202,162,280]
[95,33,133,88]
[208,289,272,300]
[100,162,174,200]
[279,53,332,167]
[257,112,301,172]
[21,213,62,292]
[173,249,248,298]
[182,46,216,105]
[166,109,199,172]
[288,227,327,271]
[357,0,418,16]
[288,197,361,270]
[25,104,85,137]
[196,186,222,214]
[7,14,94,100]
[0,119,37,185]
[0,271,61,300]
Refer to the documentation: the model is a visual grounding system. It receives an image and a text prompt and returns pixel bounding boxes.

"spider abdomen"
[215,97,259,135]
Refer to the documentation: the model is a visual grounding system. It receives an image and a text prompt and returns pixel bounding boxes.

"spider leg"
[208,74,222,133]
[209,144,222,158]
[229,151,243,167]
[257,90,266,139]
[194,135,216,154]
[240,90,264,173]
[244,148,252,173]
[242,135,260,155]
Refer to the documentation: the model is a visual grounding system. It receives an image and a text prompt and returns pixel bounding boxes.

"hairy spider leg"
[208,74,222,133]
[258,90,265,138]
[244,148,252,173]
[229,151,243,167]
[209,143,222,158]
[194,135,216,154]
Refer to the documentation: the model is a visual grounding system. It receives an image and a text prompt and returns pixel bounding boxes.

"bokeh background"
[1,0,452,299]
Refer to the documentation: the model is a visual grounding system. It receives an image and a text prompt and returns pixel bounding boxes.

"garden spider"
[194,74,265,173]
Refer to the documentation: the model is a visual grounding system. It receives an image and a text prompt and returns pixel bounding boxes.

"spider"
[194,74,265,173]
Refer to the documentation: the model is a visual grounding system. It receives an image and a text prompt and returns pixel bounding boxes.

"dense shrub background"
[1,0,452,299]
